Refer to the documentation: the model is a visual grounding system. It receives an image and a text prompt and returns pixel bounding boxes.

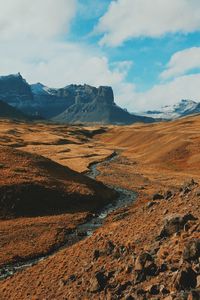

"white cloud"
[161,47,200,79]
[127,74,200,112]
[0,0,133,103]
[0,38,134,108]
[95,0,200,46]
[112,60,133,76]
[0,0,77,40]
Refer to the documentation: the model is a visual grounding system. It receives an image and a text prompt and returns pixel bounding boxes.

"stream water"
[0,152,137,280]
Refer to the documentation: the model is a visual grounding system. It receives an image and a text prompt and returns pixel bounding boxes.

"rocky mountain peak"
[0,73,33,107]
[0,73,154,124]
[143,99,200,120]
[97,86,114,105]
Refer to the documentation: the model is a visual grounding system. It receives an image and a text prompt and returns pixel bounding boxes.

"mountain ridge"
[0,99,29,120]
[0,73,154,124]
[143,99,200,120]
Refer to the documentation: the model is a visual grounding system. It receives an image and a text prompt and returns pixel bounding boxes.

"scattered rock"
[153,193,164,200]
[134,252,157,283]
[116,281,132,295]
[174,267,197,291]
[106,240,115,255]
[160,285,170,295]
[125,265,133,274]
[183,240,200,262]
[159,263,168,272]
[136,289,146,297]
[93,249,100,261]
[146,201,157,209]
[165,190,174,200]
[180,179,197,195]
[147,284,159,295]
[114,211,129,221]
[89,271,108,293]
[159,214,197,238]
[135,252,153,271]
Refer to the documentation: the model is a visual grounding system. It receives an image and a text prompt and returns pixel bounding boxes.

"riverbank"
[0,152,136,280]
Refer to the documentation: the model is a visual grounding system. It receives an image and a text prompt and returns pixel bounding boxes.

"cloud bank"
[161,47,200,79]
[96,0,200,46]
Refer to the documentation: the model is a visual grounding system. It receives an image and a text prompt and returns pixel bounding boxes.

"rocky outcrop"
[158,213,197,238]
[52,85,154,125]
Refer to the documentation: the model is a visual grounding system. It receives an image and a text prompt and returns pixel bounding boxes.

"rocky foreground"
[0,116,200,299]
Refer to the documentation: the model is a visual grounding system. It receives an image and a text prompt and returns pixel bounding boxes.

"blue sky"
[0,0,200,112]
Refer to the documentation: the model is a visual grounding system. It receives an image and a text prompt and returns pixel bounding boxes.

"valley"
[0,116,200,299]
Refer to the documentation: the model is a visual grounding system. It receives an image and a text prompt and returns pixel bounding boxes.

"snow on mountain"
[143,99,200,120]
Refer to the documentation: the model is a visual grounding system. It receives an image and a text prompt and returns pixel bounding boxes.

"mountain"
[30,83,74,118]
[0,73,154,124]
[0,99,29,120]
[0,73,33,114]
[0,74,72,118]
[143,99,200,120]
[52,85,154,124]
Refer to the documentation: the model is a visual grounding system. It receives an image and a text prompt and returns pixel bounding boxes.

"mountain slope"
[53,85,154,124]
[144,99,200,120]
[0,146,116,218]
[0,73,33,113]
[0,99,29,120]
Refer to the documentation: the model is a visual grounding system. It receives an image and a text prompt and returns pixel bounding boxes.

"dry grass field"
[0,116,200,299]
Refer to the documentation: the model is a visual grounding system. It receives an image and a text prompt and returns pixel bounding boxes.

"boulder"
[165,190,174,200]
[134,252,157,282]
[174,267,197,291]
[89,271,108,293]
[159,214,197,238]
[180,179,197,195]
[147,284,160,295]
[183,240,200,262]
[93,249,100,261]
[152,193,164,200]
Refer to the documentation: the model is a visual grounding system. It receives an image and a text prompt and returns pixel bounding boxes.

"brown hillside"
[0,146,116,218]
[0,116,200,299]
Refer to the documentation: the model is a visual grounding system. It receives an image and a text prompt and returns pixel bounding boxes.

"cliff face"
[0,74,154,124]
[53,85,154,124]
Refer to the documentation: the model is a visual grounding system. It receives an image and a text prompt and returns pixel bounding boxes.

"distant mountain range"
[0,73,154,124]
[1,73,199,124]
[143,99,200,120]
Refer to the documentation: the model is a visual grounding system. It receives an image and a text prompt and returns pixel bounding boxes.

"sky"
[0,0,200,112]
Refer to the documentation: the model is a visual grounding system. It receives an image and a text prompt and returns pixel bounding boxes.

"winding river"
[0,152,137,280]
